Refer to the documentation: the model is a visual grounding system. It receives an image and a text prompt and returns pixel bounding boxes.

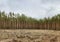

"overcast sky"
[0,0,60,19]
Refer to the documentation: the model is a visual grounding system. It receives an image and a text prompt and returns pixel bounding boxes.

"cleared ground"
[0,29,60,42]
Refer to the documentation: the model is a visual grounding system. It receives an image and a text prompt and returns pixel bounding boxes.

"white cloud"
[0,0,10,12]
[0,0,60,19]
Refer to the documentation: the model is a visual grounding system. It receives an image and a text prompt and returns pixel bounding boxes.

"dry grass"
[0,29,60,42]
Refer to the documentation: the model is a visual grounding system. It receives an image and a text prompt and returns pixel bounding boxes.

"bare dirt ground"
[0,29,60,42]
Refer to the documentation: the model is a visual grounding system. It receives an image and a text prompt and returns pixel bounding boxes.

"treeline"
[0,11,60,30]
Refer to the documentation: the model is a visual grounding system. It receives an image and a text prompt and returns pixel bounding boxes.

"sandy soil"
[0,29,60,42]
